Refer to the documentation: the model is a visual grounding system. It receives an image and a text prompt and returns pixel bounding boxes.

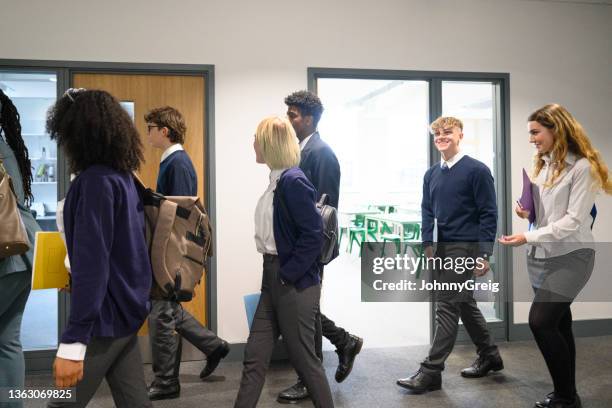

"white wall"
[2,0,610,340]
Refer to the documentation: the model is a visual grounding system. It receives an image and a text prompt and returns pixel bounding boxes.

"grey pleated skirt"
[527,248,595,301]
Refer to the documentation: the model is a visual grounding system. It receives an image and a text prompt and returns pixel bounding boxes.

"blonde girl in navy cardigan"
[234,116,333,408]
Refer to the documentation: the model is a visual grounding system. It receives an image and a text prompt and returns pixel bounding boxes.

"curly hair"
[0,89,33,204]
[529,103,611,194]
[284,90,324,126]
[46,89,144,174]
[144,106,187,144]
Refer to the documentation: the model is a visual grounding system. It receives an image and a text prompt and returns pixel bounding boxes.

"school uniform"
[398,153,502,392]
[48,165,152,408]
[0,138,40,408]
[234,167,334,408]
[148,144,227,396]
[524,152,597,402]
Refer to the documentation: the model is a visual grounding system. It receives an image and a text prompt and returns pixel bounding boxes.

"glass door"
[315,78,432,348]
[310,69,510,346]
[442,80,504,324]
[0,71,59,350]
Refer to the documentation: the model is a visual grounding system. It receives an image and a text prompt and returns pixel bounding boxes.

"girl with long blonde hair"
[501,104,611,408]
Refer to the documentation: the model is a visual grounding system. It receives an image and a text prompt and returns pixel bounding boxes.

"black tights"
[528,295,576,400]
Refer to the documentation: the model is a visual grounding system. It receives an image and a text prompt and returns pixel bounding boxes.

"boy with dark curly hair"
[277,90,363,404]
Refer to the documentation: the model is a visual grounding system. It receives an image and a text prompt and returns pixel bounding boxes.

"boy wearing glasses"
[144,106,229,401]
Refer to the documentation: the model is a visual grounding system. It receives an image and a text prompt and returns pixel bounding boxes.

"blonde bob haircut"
[255,116,301,170]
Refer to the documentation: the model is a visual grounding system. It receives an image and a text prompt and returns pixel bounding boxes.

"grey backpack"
[275,176,339,266]
[316,193,340,265]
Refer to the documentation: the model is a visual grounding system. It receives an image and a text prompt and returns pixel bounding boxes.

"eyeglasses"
[64,88,86,102]
[147,125,161,132]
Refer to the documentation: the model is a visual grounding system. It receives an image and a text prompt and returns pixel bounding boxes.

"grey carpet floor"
[24,335,612,408]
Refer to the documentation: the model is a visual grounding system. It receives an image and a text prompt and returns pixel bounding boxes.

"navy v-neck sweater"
[421,155,497,256]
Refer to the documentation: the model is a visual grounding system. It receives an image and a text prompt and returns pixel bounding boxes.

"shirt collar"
[269,168,287,184]
[299,132,315,151]
[440,151,465,169]
[543,151,577,166]
[565,151,577,165]
[160,144,184,163]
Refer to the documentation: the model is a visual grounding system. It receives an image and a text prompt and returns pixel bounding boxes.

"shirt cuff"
[523,230,539,244]
[56,342,87,361]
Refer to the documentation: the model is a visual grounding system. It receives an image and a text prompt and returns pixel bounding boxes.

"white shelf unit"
[36,216,57,221]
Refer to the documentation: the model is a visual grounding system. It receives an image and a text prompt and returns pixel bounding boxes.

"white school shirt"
[524,152,598,258]
[440,151,465,169]
[160,143,183,163]
[254,169,286,254]
[299,133,315,151]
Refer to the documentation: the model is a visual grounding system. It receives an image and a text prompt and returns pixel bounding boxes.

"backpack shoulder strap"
[132,172,147,192]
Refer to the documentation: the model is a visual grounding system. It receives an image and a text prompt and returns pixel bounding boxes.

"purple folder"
[519,168,536,224]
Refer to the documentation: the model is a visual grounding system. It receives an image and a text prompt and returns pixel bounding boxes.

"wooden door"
[72,73,208,358]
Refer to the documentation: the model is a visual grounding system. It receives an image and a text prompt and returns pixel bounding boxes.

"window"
[0,71,59,350]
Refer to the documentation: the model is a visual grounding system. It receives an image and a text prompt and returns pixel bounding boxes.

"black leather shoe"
[460,353,504,378]
[535,393,581,408]
[535,392,556,407]
[396,369,442,393]
[277,380,310,404]
[148,382,180,400]
[200,340,230,379]
[335,334,363,383]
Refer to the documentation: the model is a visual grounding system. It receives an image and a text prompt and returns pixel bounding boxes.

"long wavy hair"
[528,103,611,194]
[46,89,144,173]
[0,89,33,204]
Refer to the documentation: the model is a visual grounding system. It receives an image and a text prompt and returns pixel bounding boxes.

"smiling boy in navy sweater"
[144,106,229,401]
[397,116,503,394]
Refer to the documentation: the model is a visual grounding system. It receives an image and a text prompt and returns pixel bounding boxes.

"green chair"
[353,214,365,228]
[338,224,349,248]
[365,219,379,241]
[348,227,366,256]
[402,223,421,241]
[380,233,401,257]
[380,221,393,235]
[339,214,364,251]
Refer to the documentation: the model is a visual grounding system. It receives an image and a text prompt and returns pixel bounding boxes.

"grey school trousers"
[47,334,151,408]
[234,255,334,408]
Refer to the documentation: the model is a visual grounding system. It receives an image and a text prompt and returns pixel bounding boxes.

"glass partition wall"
[310,69,510,344]
[0,71,59,350]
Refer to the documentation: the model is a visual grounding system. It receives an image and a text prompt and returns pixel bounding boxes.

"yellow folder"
[31,231,70,290]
